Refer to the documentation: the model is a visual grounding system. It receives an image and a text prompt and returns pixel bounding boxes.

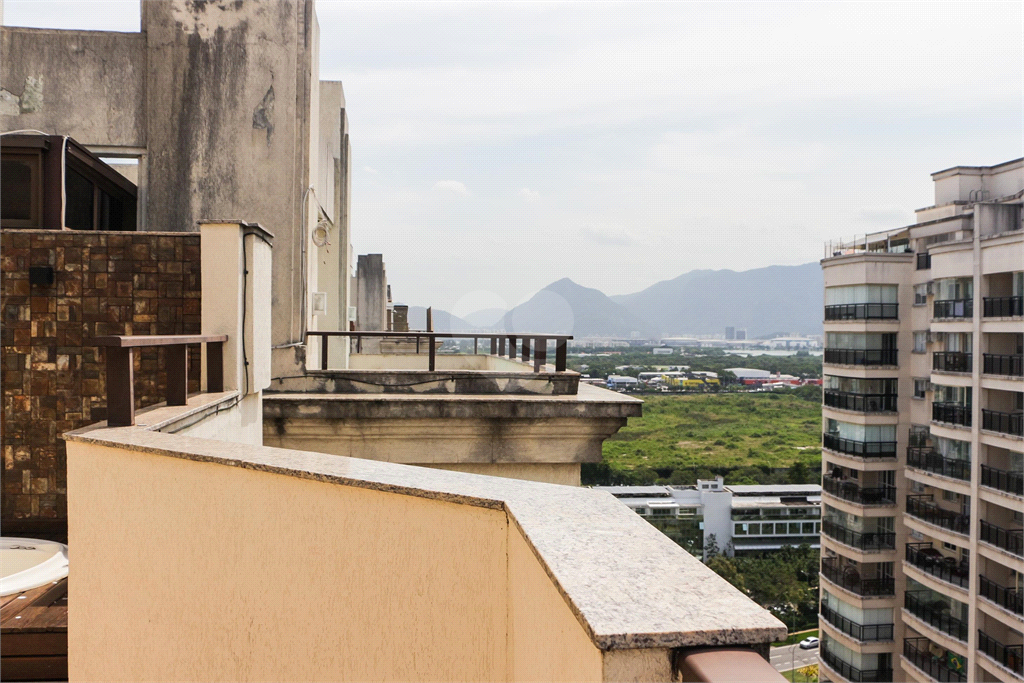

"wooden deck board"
[1,579,68,681]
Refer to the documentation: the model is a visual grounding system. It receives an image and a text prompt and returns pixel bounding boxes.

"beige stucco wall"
[67,440,619,682]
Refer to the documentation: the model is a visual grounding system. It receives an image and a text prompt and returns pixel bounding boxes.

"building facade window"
[914,332,928,353]
[914,283,929,306]
[914,379,929,399]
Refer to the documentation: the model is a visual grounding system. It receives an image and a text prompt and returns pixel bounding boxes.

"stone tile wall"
[1,230,201,530]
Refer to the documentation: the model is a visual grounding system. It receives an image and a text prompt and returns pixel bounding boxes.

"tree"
[706,555,746,594]
[789,461,809,484]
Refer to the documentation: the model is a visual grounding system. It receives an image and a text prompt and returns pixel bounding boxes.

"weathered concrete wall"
[0,27,147,147]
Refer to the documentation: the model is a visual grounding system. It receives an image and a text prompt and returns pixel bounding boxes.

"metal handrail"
[933,298,973,319]
[905,543,969,589]
[824,348,898,366]
[983,353,1024,377]
[932,352,972,373]
[981,409,1024,437]
[820,561,895,596]
[822,477,895,505]
[980,520,1024,557]
[932,402,972,427]
[978,630,1024,675]
[823,390,898,412]
[906,495,970,535]
[824,303,898,320]
[903,638,967,682]
[904,591,969,641]
[307,330,572,373]
[980,464,1024,496]
[906,447,971,481]
[978,575,1024,615]
[823,433,896,458]
[821,519,896,550]
[820,602,893,641]
[983,295,1024,318]
[820,643,893,682]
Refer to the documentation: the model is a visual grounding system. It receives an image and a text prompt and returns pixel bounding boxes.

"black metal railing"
[906,447,971,481]
[978,575,1024,615]
[821,643,893,683]
[905,543,969,588]
[933,352,972,373]
[820,602,893,641]
[980,520,1024,557]
[823,433,897,458]
[824,390,898,412]
[983,353,1024,377]
[982,409,1024,437]
[932,402,972,427]
[824,348,898,366]
[903,638,967,682]
[823,476,896,505]
[978,630,1024,675]
[984,295,1024,318]
[822,519,896,551]
[904,591,969,641]
[906,495,970,535]
[934,299,973,319]
[980,464,1024,497]
[820,562,895,596]
[917,252,932,270]
[824,303,899,321]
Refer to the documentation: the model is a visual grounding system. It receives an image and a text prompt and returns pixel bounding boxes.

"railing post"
[534,337,546,372]
[428,334,436,371]
[105,347,135,427]
[473,337,478,355]
[508,336,516,359]
[522,337,530,362]
[490,337,497,355]
[321,333,329,371]
[207,341,224,392]
[166,344,189,406]
[555,338,567,372]
[499,337,506,356]
[416,335,420,354]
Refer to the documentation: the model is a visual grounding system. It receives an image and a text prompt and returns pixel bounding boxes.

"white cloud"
[518,188,540,202]
[432,180,470,196]
[579,225,641,248]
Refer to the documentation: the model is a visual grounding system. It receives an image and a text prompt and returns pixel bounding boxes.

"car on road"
[798,637,819,650]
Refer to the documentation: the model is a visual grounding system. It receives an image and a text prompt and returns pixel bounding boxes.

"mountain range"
[412,262,823,339]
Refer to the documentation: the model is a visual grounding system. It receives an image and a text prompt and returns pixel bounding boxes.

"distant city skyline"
[6,0,1022,315]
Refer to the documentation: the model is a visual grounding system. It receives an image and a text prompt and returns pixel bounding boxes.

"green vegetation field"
[583,388,823,486]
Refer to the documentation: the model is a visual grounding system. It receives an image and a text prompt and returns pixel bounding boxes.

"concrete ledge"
[268,368,581,396]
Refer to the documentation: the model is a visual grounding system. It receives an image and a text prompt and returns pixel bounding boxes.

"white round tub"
[0,537,69,596]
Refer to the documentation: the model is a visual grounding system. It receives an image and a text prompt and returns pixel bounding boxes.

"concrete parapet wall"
[269,367,580,395]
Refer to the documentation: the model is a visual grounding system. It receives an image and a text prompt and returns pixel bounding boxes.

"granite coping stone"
[66,392,785,651]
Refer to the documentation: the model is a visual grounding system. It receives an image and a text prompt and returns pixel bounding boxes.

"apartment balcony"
[824,348,898,366]
[981,464,1024,497]
[906,447,971,481]
[984,295,1024,318]
[984,354,1024,378]
[820,560,895,597]
[906,495,970,535]
[825,303,899,321]
[822,519,896,551]
[981,520,1024,557]
[824,390,898,412]
[823,433,897,458]
[982,409,1024,437]
[934,299,973,320]
[979,575,1024,616]
[978,630,1024,677]
[823,476,896,506]
[903,638,967,682]
[904,592,970,641]
[905,543,970,589]
[820,602,894,642]
[932,403,972,428]
[820,642,893,682]
[933,352,972,374]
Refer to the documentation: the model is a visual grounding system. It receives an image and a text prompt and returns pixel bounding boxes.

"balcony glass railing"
[824,303,898,321]
[980,464,1024,497]
[983,353,1024,377]
[821,643,893,683]
[906,495,970,535]
[903,639,967,682]
[933,352,972,373]
[934,299,973,319]
[823,433,897,458]
[906,447,971,481]
[905,543,969,589]
[822,519,896,551]
[980,520,1024,557]
[932,402,972,427]
[820,602,894,641]
[823,391,898,412]
[978,575,1024,616]
[978,630,1024,676]
[824,348,898,366]
[904,591,969,641]
[820,562,895,596]
[984,295,1024,318]
[823,476,896,506]
[981,409,1024,437]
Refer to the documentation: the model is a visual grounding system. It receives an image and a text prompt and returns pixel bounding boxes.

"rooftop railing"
[823,390,897,412]
[981,409,1024,437]
[980,520,1024,557]
[308,331,572,373]
[904,591,969,642]
[820,642,893,682]
[93,334,227,427]
[934,299,973,320]
[906,447,971,481]
[824,348,898,366]
[823,433,897,458]
[903,638,966,682]
[820,602,894,642]
[932,402,972,427]
[933,352,972,373]
[984,295,1024,318]
[978,575,1024,616]
[822,519,896,551]
[980,464,1024,497]
[822,476,896,506]
[905,543,969,589]
[906,495,970,535]
[820,561,895,596]
[978,630,1024,676]
[983,353,1024,377]
[824,303,898,321]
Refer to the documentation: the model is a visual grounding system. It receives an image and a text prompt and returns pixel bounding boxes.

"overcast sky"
[6,1,1023,317]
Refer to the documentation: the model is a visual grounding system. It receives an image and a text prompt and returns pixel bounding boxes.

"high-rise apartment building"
[819,158,1023,683]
